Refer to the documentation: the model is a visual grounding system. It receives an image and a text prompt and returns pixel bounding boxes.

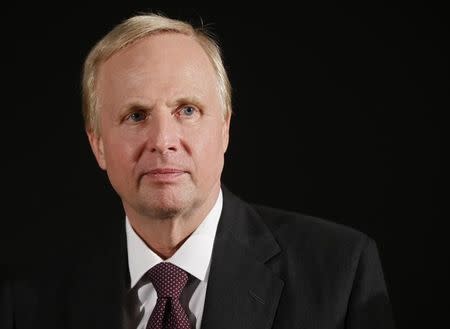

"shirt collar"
[126,189,223,288]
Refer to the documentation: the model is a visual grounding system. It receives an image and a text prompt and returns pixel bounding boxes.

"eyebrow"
[167,96,203,108]
[122,96,204,112]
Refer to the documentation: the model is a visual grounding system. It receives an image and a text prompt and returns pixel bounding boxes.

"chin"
[141,195,193,220]
[130,184,201,219]
[146,206,183,220]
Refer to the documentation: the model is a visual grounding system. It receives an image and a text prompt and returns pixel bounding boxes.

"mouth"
[143,168,187,183]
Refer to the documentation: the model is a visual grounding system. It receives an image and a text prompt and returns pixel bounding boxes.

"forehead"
[96,33,218,100]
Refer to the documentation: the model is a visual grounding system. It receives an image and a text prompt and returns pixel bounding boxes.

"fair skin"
[87,33,230,259]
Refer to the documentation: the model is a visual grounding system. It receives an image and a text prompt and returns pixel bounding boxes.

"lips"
[143,167,187,182]
[147,168,186,175]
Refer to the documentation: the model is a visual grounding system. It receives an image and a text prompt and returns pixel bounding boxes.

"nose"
[146,111,179,155]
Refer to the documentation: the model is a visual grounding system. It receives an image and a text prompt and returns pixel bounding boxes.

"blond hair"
[81,13,232,135]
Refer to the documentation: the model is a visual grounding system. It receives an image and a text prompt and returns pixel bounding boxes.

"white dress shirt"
[125,190,223,329]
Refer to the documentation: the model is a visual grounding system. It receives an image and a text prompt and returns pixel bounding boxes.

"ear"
[221,111,231,153]
[87,129,107,170]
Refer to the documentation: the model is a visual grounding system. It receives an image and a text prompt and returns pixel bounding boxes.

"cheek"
[103,135,139,171]
[192,126,226,168]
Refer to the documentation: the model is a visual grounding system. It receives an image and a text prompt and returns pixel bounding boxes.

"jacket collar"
[200,186,284,329]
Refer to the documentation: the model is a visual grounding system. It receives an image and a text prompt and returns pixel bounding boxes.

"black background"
[2,2,446,329]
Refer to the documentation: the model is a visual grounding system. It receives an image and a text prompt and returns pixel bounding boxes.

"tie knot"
[148,262,188,299]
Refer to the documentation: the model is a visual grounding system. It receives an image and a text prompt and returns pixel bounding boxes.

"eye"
[178,106,197,117]
[127,111,147,122]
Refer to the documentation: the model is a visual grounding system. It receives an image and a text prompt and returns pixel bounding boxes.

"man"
[1,13,395,329]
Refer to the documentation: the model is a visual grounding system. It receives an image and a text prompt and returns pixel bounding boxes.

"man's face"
[88,33,230,220]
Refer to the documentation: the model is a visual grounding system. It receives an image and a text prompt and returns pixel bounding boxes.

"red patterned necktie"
[147,262,191,329]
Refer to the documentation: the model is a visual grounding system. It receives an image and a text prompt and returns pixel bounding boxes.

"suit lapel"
[201,187,284,329]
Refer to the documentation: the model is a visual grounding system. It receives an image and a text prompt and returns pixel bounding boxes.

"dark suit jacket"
[1,187,395,328]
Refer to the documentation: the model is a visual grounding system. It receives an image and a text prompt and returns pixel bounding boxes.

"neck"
[125,187,220,259]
